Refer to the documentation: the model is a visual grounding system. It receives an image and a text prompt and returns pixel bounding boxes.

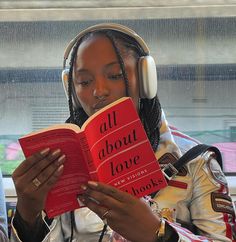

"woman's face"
[72,34,140,116]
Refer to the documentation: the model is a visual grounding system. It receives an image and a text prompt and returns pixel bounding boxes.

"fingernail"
[51,149,61,156]
[81,184,87,190]
[40,148,50,156]
[88,181,98,187]
[77,196,85,206]
[57,154,66,165]
[57,164,64,174]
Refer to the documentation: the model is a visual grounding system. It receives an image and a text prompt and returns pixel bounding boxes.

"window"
[230,126,236,142]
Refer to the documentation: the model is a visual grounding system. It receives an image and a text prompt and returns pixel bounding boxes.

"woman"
[11,23,236,242]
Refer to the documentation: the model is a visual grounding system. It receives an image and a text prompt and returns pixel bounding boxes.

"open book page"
[19,129,91,218]
[84,97,167,198]
[20,123,81,138]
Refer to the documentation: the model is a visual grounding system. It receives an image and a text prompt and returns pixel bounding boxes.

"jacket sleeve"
[10,215,64,242]
[166,152,236,242]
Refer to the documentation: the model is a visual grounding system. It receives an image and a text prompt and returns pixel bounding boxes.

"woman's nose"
[93,77,109,99]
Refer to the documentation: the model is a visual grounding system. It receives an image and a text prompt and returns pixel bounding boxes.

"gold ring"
[32,177,41,187]
[101,209,110,224]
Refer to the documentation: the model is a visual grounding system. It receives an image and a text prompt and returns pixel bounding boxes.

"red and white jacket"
[154,125,236,242]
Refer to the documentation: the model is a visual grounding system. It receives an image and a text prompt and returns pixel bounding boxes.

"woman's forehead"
[74,34,119,70]
[77,32,135,59]
[76,34,117,59]
[79,33,113,49]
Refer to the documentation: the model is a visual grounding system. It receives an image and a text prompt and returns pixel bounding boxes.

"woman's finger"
[78,192,117,222]
[31,154,66,189]
[38,164,65,193]
[13,148,50,177]
[30,155,66,191]
[82,187,127,212]
[80,181,139,220]
[13,149,63,185]
[86,181,135,203]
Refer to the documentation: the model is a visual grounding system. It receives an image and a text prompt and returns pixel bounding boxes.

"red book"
[19,97,167,218]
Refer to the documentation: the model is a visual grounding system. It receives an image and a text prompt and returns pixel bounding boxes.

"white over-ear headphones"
[62,23,158,109]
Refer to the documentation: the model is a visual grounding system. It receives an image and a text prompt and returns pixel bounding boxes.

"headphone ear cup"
[62,69,69,99]
[138,56,158,99]
[61,69,81,109]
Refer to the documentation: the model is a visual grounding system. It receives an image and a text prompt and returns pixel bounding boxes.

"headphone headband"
[62,23,158,104]
[63,23,150,68]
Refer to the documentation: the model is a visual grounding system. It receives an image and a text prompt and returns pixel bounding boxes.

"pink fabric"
[213,142,236,172]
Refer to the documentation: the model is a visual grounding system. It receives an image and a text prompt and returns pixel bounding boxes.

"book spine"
[79,134,98,181]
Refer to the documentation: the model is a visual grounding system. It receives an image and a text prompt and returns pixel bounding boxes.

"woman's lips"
[93,101,107,112]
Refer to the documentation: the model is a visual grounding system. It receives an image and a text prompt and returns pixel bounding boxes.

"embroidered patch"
[211,192,235,215]
[208,158,227,185]
[159,153,187,176]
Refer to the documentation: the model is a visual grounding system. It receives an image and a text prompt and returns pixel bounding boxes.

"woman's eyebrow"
[105,61,120,69]
[75,68,89,74]
[75,61,121,75]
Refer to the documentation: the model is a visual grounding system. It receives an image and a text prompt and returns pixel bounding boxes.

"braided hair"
[66,29,162,152]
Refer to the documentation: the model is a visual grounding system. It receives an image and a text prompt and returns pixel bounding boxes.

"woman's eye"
[75,77,92,86]
[78,80,91,86]
[109,73,123,80]
[78,81,89,86]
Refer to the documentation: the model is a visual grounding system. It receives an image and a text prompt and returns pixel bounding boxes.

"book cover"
[19,97,167,218]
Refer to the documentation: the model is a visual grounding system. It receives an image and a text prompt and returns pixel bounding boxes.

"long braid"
[67,36,89,127]
[67,38,79,123]
[66,37,89,242]
[139,97,161,151]
[68,63,75,124]
[105,31,129,97]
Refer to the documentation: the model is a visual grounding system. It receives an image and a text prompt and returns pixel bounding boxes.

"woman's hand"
[12,148,65,226]
[79,181,161,242]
